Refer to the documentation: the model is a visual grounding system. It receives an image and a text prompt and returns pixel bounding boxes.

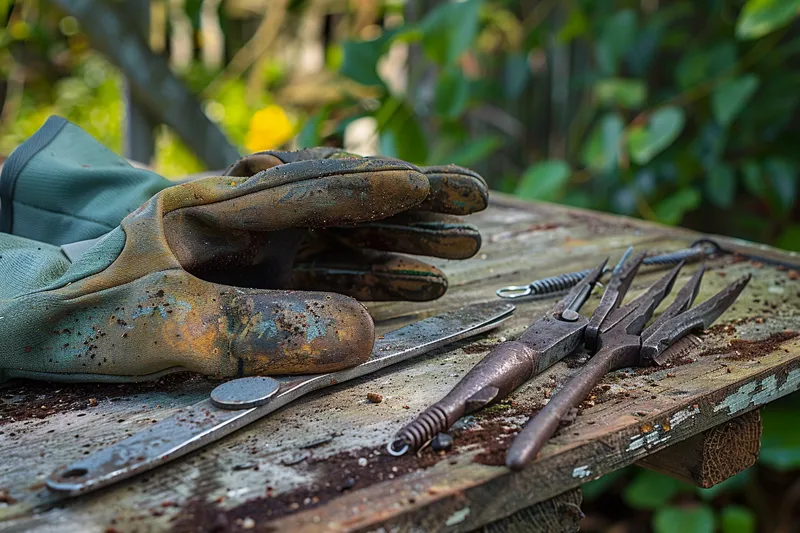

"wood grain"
[479,489,583,533]
[2,193,800,533]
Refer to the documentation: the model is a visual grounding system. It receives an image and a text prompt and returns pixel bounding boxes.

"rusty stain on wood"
[1,193,800,532]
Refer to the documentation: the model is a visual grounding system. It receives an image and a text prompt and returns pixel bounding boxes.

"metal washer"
[210,376,281,409]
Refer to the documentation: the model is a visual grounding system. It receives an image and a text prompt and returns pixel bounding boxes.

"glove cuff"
[0,116,173,246]
[0,116,69,234]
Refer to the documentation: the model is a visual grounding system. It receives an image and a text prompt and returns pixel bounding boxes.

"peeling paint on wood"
[626,405,700,452]
[445,507,471,526]
[714,368,800,415]
[571,465,591,479]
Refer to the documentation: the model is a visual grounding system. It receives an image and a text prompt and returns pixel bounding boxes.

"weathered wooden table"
[2,193,799,533]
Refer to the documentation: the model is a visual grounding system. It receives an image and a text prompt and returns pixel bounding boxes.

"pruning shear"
[388,260,608,455]
[389,251,750,471]
[505,252,750,469]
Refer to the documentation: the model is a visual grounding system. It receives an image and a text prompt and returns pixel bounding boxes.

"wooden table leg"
[476,488,584,533]
[636,410,762,488]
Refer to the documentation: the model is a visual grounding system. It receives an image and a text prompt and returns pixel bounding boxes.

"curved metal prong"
[585,251,646,351]
[642,274,751,365]
[551,259,608,316]
[603,261,685,338]
[641,265,706,341]
[613,246,634,275]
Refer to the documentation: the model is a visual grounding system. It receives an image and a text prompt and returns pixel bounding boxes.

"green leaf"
[760,405,800,469]
[420,0,482,66]
[623,470,685,510]
[676,43,738,91]
[377,97,428,164]
[296,108,330,149]
[583,112,624,172]
[563,190,594,209]
[736,0,800,40]
[433,136,501,167]
[557,7,589,44]
[708,43,739,77]
[740,160,765,196]
[434,67,470,119]
[720,505,757,533]
[706,164,736,208]
[340,39,386,86]
[503,52,529,99]
[596,9,637,75]
[764,157,798,214]
[516,160,571,202]
[653,505,715,533]
[628,107,686,165]
[712,75,760,126]
[776,224,800,251]
[595,78,647,108]
[654,188,701,225]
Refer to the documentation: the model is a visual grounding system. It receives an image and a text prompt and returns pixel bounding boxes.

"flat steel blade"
[46,301,515,496]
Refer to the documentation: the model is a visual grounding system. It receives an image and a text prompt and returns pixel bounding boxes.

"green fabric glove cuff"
[0,115,173,246]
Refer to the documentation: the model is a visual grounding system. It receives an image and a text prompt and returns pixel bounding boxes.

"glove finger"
[416,164,489,215]
[209,283,375,376]
[291,249,448,302]
[327,211,481,260]
[223,148,360,177]
[167,157,428,235]
[11,270,375,381]
[223,153,488,215]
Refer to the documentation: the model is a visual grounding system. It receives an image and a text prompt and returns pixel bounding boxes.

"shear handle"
[505,341,640,470]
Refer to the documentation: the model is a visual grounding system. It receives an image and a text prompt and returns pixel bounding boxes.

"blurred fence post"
[50,0,241,170]
[124,5,155,165]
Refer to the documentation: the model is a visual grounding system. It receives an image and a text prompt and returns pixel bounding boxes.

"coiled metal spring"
[497,241,722,301]
[642,245,711,266]
[387,405,449,456]
[495,267,603,300]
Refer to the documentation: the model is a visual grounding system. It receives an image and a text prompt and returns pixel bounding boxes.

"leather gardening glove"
[217,147,488,301]
[0,124,488,383]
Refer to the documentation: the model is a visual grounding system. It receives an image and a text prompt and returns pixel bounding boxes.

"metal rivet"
[210,376,281,409]
[560,309,580,322]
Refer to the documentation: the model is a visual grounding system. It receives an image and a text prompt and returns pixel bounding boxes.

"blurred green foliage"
[321,0,800,251]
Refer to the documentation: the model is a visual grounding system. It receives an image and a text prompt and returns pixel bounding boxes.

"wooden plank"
[480,489,583,533]
[1,196,800,532]
[636,410,762,488]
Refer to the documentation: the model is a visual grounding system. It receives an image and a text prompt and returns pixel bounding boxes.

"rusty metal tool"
[387,260,608,456]
[505,253,751,470]
[46,301,515,496]
[496,241,721,300]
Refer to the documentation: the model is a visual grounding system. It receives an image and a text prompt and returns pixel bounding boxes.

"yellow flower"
[245,105,296,153]
[9,21,30,40]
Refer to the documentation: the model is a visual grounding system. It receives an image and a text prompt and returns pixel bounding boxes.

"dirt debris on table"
[168,399,539,531]
[699,330,799,361]
[0,373,210,426]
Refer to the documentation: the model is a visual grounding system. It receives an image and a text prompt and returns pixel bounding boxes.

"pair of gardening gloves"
[0,117,488,383]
